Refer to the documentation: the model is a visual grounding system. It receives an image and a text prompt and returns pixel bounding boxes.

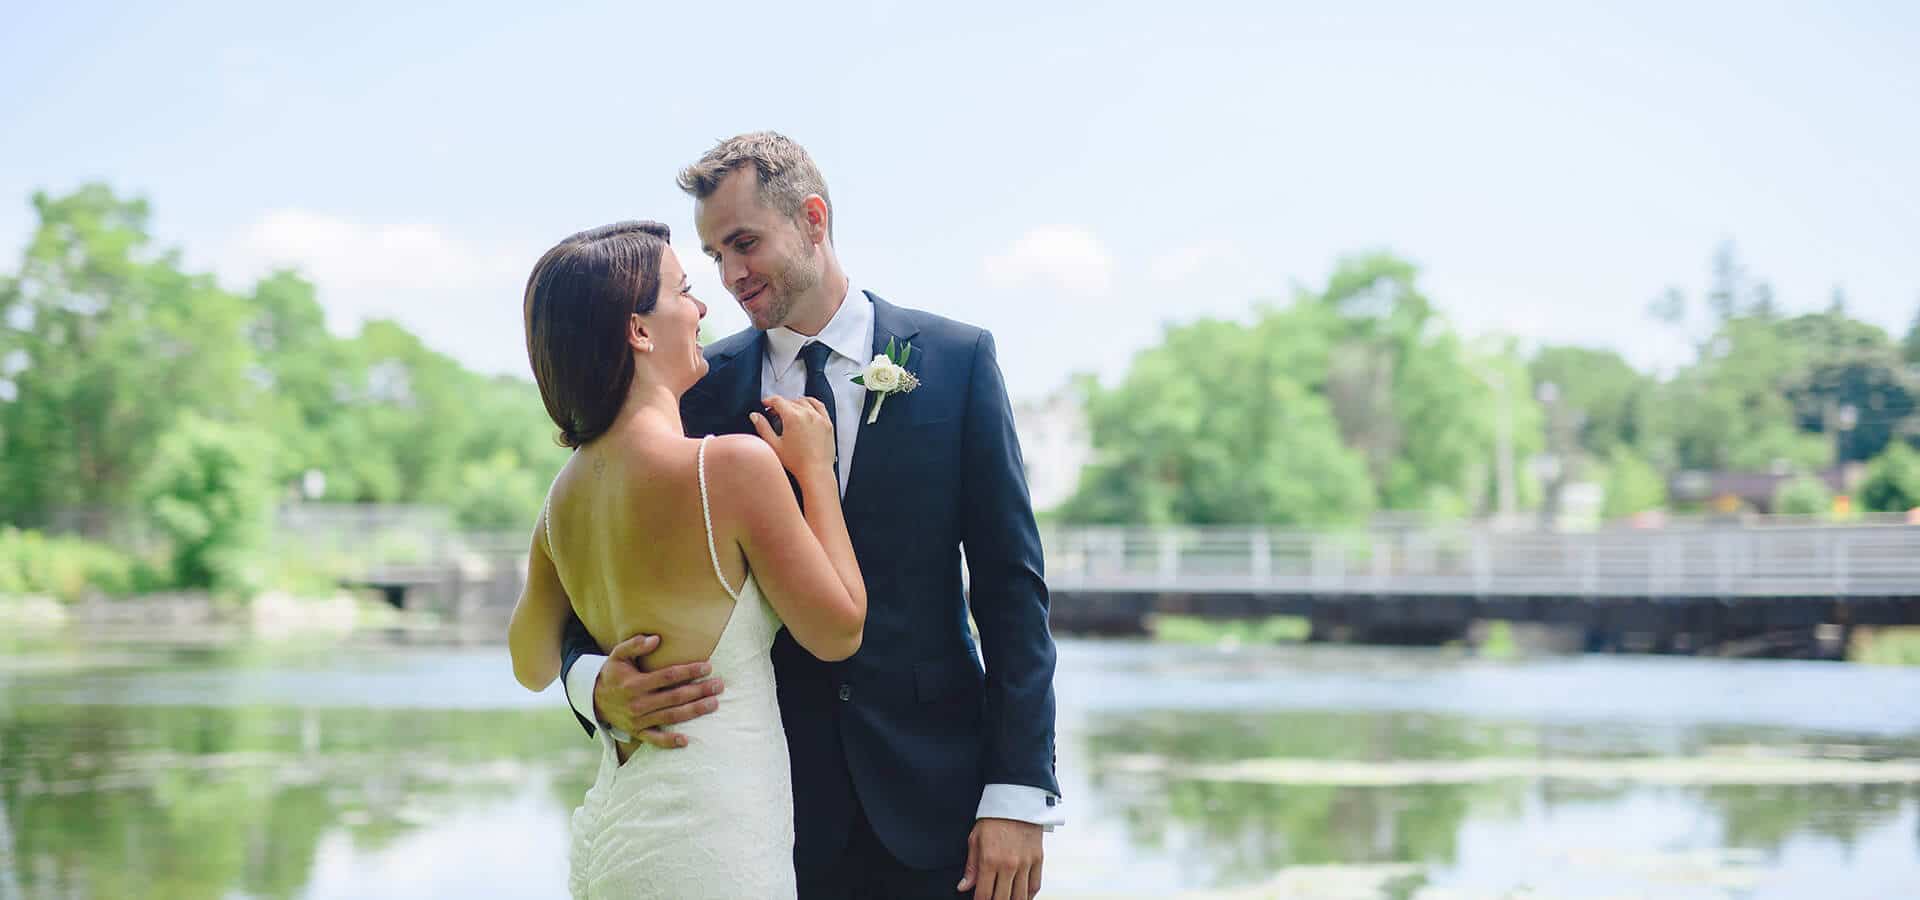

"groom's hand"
[958,818,1043,900]
[592,632,724,749]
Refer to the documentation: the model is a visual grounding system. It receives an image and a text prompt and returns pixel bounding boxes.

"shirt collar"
[764,280,871,375]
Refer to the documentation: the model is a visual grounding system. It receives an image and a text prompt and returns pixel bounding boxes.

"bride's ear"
[628,314,653,354]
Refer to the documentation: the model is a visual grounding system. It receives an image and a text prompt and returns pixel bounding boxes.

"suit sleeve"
[958,329,1061,797]
[560,611,601,737]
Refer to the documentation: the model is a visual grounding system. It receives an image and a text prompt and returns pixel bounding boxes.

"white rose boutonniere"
[851,338,920,424]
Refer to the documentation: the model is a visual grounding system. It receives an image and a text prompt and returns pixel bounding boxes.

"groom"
[557,132,1061,900]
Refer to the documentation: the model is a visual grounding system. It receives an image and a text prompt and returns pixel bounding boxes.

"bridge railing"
[1040,523,1920,597]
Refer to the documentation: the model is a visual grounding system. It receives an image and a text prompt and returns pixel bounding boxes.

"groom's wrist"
[565,653,632,741]
[976,783,1064,830]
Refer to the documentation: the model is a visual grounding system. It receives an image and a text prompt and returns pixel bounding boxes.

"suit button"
[837,684,852,702]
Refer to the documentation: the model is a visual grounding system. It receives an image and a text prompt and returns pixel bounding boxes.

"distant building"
[1013,389,1090,514]
[1667,465,1863,514]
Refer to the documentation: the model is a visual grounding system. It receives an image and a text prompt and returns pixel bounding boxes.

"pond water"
[2,631,1916,898]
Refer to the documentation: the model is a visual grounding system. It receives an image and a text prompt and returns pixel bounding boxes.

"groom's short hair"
[677,131,834,240]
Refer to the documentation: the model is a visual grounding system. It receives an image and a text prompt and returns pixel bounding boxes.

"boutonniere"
[850,338,920,424]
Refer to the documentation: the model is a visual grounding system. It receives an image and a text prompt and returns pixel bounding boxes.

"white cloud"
[213,210,540,376]
[982,226,1114,296]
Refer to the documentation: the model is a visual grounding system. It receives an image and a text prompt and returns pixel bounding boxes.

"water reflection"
[2,637,1918,898]
[0,704,591,899]
[1081,708,1920,894]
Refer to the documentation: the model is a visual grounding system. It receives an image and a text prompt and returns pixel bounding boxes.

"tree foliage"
[0,184,562,591]
[1062,253,1542,524]
[1066,239,1920,525]
[1771,474,1834,517]
[1859,443,1920,513]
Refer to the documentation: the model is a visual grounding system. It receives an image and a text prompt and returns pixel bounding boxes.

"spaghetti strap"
[697,436,742,602]
[543,493,554,560]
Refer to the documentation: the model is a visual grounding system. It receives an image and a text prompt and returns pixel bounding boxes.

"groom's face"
[694,168,822,332]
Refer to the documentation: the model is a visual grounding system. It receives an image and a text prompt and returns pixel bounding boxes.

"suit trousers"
[797,799,966,900]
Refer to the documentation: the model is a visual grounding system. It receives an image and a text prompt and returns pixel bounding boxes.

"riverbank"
[0,590,384,638]
[1148,613,1920,665]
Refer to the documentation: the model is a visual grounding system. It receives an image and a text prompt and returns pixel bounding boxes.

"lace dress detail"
[567,436,795,898]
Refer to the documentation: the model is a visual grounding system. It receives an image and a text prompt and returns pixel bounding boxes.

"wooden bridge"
[1040,522,1920,657]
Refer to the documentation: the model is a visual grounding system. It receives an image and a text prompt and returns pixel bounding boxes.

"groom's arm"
[958,329,1063,820]
[560,613,613,738]
[560,614,721,745]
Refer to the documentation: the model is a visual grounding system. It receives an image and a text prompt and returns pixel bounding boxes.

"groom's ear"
[799,194,830,245]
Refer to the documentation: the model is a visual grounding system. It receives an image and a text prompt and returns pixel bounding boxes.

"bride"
[506,220,866,899]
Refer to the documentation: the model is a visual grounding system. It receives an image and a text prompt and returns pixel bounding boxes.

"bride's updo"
[523,221,672,448]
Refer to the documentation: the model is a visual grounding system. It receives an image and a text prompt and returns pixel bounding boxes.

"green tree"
[1060,307,1374,525]
[1902,303,1920,367]
[1601,447,1666,519]
[245,270,365,493]
[138,416,279,592]
[1772,474,1834,517]
[1061,252,1545,524]
[0,184,572,598]
[0,185,261,524]
[1656,314,1830,472]
[1785,354,1915,464]
[453,449,548,530]
[1530,346,1653,460]
[1858,443,1920,513]
[1315,253,1544,516]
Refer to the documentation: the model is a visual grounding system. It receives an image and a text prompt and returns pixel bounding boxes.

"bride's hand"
[750,395,836,482]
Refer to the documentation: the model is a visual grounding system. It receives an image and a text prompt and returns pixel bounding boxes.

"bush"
[1602,448,1667,519]
[452,450,548,530]
[138,416,280,593]
[1772,474,1834,517]
[1859,443,1920,513]
[0,528,145,601]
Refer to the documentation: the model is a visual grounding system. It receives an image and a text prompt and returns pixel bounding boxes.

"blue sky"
[4,1,1917,397]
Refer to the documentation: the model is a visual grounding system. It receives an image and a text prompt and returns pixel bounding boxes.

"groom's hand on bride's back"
[592,632,724,749]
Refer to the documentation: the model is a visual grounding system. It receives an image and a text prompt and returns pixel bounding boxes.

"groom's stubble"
[757,232,827,333]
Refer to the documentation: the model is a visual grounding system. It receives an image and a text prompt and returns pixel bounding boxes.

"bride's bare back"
[509,394,864,705]
[546,434,743,671]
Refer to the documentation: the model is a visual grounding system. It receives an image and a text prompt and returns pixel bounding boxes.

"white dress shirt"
[566,281,1063,829]
[759,281,873,494]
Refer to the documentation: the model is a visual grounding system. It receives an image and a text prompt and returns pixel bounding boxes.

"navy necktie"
[799,341,839,471]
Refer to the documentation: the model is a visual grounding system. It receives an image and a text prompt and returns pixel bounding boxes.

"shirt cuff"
[977,783,1064,830]
[564,653,632,743]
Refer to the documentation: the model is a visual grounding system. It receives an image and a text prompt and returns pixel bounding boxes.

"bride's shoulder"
[702,434,782,479]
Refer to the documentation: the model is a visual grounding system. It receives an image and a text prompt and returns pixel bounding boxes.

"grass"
[1850,627,1920,666]
[1150,614,1311,645]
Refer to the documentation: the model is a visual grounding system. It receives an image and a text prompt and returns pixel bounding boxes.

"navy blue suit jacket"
[560,292,1059,873]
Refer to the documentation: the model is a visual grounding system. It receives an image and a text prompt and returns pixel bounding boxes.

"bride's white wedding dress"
[565,436,796,899]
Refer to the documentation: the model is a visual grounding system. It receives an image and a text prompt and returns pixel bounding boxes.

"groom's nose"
[721,255,749,292]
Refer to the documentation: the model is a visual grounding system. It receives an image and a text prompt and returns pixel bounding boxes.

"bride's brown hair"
[523,221,672,448]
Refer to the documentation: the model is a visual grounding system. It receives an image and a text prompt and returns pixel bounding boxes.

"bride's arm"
[509,507,569,691]
[712,399,866,661]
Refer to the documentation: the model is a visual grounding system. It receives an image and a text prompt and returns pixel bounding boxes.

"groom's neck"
[780,266,851,337]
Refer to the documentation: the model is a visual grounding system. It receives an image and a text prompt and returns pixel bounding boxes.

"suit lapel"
[682,330,767,436]
[843,294,922,510]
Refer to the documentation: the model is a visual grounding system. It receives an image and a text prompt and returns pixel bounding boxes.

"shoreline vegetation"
[1147,613,1920,666]
[0,590,390,638]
